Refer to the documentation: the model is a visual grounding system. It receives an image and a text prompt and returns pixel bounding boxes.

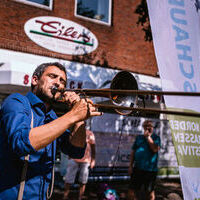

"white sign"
[24,16,98,55]
[147,0,200,199]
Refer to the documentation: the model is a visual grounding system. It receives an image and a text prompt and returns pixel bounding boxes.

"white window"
[13,0,53,10]
[75,0,112,26]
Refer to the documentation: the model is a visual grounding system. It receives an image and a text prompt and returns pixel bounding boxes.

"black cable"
[108,118,126,176]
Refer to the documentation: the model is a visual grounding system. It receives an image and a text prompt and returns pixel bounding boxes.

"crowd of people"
[0,62,161,200]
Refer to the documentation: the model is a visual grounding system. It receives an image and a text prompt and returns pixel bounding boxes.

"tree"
[135,0,152,41]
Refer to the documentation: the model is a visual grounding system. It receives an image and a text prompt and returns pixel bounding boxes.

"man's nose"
[54,77,62,85]
[53,82,59,88]
[53,78,64,90]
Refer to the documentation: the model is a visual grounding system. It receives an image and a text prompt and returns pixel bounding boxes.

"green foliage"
[135,0,152,41]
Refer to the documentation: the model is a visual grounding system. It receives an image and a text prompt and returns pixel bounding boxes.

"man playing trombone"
[0,62,102,200]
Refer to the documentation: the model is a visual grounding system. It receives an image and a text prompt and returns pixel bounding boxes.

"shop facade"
[0,0,178,180]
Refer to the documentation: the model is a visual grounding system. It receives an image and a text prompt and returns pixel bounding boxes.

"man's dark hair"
[31,62,67,90]
[142,120,153,128]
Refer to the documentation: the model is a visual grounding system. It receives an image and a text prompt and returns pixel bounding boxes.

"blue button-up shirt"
[0,92,85,200]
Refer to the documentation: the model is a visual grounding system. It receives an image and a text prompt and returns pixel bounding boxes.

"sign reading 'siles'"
[24,16,98,55]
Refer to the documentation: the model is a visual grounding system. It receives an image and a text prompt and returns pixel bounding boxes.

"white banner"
[147,0,200,199]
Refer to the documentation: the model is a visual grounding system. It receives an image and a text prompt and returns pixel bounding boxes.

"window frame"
[13,0,53,10]
[74,0,112,26]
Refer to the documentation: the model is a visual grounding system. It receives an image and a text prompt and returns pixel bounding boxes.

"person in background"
[63,126,96,200]
[128,120,161,200]
[0,62,102,200]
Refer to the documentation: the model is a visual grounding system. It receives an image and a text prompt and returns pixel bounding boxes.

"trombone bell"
[110,71,138,115]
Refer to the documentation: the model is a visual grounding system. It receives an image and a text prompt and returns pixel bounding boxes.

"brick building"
[0,0,157,75]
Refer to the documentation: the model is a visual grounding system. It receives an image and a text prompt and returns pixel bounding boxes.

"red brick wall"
[0,0,158,76]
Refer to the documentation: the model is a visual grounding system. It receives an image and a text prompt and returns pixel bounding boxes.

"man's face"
[144,124,153,133]
[32,65,67,103]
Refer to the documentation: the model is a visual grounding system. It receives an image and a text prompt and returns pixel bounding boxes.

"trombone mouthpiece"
[51,86,59,96]
[51,86,65,97]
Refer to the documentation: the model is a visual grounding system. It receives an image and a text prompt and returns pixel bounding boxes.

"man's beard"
[35,87,55,104]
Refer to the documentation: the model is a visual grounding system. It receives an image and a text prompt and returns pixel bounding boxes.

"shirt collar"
[26,91,44,107]
[26,92,57,119]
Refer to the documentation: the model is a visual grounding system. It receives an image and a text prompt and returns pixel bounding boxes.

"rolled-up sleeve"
[1,94,36,157]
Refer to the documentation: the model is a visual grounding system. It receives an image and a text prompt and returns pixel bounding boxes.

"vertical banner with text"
[147,0,200,199]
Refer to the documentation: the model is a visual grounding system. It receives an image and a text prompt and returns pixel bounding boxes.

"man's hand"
[69,98,102,123]
[144,129,151,138]
[144,126,153,138]
[62,91,81,108]
[62,91,102,122]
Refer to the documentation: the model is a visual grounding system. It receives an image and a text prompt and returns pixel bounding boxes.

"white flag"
[147,0,200,199]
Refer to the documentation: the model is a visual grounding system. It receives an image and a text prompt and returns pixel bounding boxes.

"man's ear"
[31,75,39,87]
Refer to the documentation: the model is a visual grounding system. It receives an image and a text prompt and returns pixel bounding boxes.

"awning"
[0,49,162,97]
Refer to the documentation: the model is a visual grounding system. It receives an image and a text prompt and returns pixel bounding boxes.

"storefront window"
[75,0,112,26]
[13,0,53,10]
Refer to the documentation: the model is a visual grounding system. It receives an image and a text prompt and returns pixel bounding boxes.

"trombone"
[60,71,200,117]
